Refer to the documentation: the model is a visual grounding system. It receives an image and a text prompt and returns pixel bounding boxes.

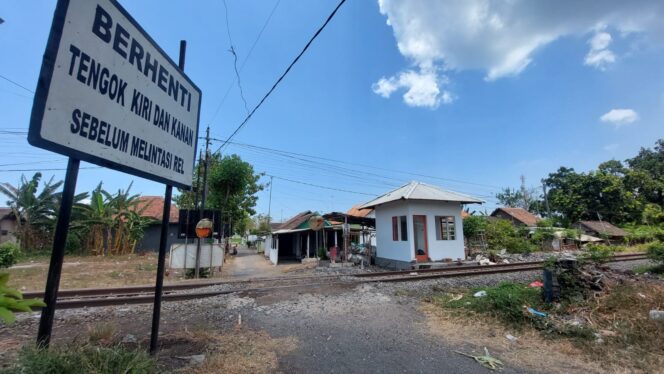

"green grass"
[109,271,123,279]
[433,282,596,341]
[1,345,156,374]
[15,250,52,263]
[632,264,664,278]
[136,263,157,272]
[435,282,544,328]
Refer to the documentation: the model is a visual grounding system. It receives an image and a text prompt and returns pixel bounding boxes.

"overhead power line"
[208,0,282,123]
[0,159,68,167]
[0,167,101,172]
[268,175,375,196]
[213,0,347,153]
[0,74,34,94]
[207,136,503,191]
[222,0,250,116]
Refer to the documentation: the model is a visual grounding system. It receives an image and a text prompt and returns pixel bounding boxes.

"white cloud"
[374,0,664,107]
[372,69,452,108]
[584,31,616,69]
[600,109,639,127]
[372,77,399,98]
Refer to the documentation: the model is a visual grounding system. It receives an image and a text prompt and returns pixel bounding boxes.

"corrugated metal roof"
[360,181,483,209]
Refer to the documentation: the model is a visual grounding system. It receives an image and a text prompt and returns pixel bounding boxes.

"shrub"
[462,215,487,239]
[647,241,664,265]
[65,234,83,255]
[543,255,557,269]
[504,236,536,254]
[531,229,556,243]
[536,218,556,228]
[5,345,156,374]
[582,244,614,264]
[623,224,664,244]
[485,219,516,250]
[561,228,579,240]
[484,219,537,253]
[185,267,210,278]
[0,242,20,268]
[442,282,542,327]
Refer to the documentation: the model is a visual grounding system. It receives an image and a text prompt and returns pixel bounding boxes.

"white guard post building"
[360,181,482,269]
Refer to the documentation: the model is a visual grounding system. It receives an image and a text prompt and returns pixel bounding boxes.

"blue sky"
[1,0,663,222]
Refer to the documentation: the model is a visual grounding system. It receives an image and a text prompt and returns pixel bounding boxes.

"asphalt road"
[240,283,530,374]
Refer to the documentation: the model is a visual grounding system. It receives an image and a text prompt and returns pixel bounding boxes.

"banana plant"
[0,273,46,325]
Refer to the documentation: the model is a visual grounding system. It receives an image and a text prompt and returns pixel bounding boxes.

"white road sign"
[29,0,201,188]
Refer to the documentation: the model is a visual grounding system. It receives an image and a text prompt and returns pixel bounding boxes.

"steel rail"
[23,253,648,306]
[31,262,556,310]
[22,273,344,299]
[353,252,647,278]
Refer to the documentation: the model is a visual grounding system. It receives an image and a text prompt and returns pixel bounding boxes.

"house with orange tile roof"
[133,196,181,252]
[490,207,540,227]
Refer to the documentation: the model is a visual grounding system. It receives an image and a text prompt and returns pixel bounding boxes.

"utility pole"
[541,179,551,218]
[520,175,529,210]
[195,126,211,278]
[186,151,203,271]
[267,175,274,227]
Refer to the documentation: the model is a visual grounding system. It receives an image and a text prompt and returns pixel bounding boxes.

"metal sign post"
[150,39,185,355]
[29,0,200,349]
[36,158,80,346]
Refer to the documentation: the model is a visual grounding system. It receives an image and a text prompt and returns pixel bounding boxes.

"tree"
[495,187,524,208]
[249,214,272,235]
[598,159,626,176]
[0,173,63,251]
[642,203,664,226]
[543,166,640,225]
[496,176,542,214]
[543,167,587,225]
[626,139,664,206]
[76,182,150,255]
[78,183,114,255]
[175,154,265,235]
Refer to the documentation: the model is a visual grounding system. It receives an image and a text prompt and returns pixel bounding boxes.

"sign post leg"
[150,40,186,355]
[149,184,172,355]
[37,157,80,347]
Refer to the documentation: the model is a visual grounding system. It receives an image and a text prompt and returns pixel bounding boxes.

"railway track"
[25,252,648,310]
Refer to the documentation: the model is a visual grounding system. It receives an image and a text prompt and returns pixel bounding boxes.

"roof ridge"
[404,181,419,199]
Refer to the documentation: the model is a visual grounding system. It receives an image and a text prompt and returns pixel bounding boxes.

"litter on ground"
[455,347,504,371]
[473,290,487,298]
[528,280,544,288]
[525,307,547,317]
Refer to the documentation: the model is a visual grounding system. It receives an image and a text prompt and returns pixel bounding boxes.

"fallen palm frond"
[455,347,504,371]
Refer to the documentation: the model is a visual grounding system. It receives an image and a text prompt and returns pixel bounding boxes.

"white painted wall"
[266,234,278,265]
[407,200,465,261]
[374,201,413,262]
[0,218,17,244]
[374,200,466,263]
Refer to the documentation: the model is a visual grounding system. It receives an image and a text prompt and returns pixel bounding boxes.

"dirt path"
[221,246,286,279]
